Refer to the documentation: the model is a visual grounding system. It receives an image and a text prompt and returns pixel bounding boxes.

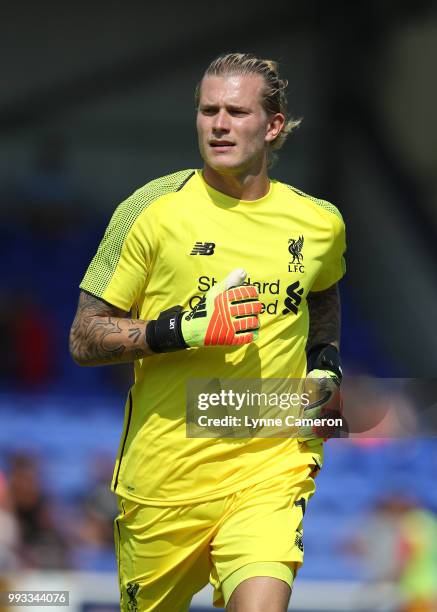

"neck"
[202,162,270,201]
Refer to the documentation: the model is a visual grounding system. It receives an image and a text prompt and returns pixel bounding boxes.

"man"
[70,53,346,611]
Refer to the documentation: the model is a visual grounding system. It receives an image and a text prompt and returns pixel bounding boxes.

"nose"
[212,109,230,134]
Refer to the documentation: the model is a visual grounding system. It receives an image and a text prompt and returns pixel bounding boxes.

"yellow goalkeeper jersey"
[80,169,346,504]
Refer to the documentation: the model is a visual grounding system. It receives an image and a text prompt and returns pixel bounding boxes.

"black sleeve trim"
[176,170,195,192]
[113,391,133,491]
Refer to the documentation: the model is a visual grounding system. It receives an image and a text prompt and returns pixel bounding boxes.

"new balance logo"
[190,242,216,255]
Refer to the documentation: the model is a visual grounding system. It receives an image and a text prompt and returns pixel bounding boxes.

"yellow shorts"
[114,461,319,611]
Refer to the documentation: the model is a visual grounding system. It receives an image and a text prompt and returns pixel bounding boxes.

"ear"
[265,113,285,144]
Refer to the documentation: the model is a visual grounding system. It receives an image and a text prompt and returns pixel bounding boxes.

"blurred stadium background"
[1,1,437,610]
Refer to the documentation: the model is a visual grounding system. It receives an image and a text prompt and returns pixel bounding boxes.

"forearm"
[306,283,341,352]
[70,316,154,366]
[300,284,343,442]
[69,292,155,366]
[70,270,261,366]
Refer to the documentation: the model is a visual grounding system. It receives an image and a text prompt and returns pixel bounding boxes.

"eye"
[229,109,249,117]
[200,107,217,116]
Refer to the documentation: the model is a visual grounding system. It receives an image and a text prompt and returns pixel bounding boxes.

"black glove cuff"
[307,343,342,382]
[146,306,188,353]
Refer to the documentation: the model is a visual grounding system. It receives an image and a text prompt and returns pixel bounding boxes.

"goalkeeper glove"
[298,344,343,444]
[146,268,262,353]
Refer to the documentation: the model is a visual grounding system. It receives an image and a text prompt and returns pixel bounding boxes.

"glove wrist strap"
[307,343,342,381]
[146,307,188,353]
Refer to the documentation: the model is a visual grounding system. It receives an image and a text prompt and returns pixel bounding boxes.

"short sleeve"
[79,170,195,310]
[310,215,346,292]
[80,198,156,311]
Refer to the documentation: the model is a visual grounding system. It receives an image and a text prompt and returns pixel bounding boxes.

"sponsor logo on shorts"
[294,532,304,552]
[126,582,139,612]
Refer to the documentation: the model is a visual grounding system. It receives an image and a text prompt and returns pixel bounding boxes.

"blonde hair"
[195,52,302,165]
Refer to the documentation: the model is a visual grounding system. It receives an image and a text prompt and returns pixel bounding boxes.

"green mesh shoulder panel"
[285,184,343,221]
[81,169,195,296]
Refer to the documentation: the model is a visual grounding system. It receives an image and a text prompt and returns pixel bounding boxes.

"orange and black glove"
[146,269,262,353]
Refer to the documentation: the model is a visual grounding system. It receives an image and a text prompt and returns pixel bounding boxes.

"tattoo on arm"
[306,283,341,351]
[69,291,155,366]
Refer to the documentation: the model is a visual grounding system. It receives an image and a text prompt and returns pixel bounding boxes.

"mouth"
[209,140,236,149]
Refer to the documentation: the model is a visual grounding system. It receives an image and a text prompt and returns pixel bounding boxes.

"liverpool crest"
[288,236,304,272]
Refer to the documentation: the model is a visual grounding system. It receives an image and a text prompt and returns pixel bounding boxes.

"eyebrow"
[199,103,251,112]
[227,104,250,111]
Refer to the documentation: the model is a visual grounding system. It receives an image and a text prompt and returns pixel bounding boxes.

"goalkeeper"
[70,52,345,612]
